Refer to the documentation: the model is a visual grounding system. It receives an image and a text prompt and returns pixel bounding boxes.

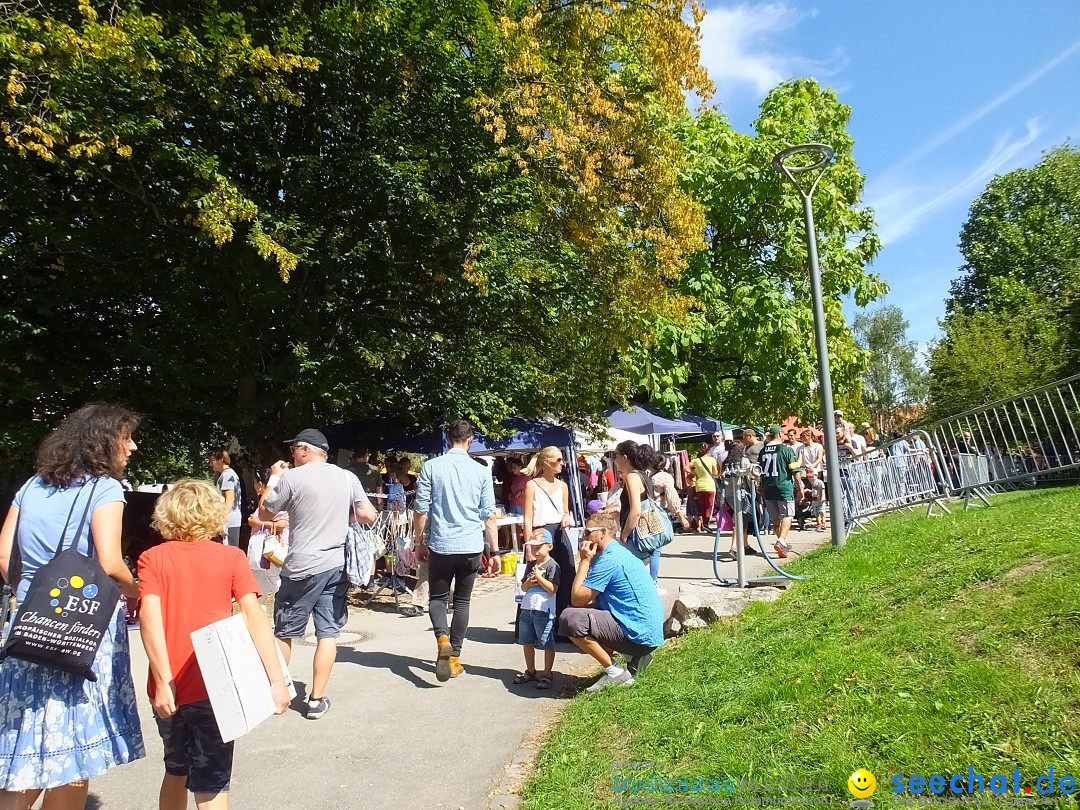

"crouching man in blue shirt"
[558,510,664,691]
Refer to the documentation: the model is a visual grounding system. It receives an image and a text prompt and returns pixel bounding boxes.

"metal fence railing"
[929,373,1080,505]
[836,431,951,530]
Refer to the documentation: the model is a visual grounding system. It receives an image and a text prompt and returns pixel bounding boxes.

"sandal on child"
[513,670,537,684]
[536,673,553,690]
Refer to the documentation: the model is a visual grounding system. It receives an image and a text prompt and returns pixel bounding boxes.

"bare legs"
[0,781,89,810]
[159,774,229,810]
[569,636,614,668]
[523,644,556,675]
[311,639,337,699]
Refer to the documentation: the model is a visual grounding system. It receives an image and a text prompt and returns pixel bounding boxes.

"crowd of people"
[0,401,941,809]
[0,408,668,809]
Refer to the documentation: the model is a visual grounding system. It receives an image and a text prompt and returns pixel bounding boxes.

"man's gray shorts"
[558,607,655,658]
[765,499,795,519]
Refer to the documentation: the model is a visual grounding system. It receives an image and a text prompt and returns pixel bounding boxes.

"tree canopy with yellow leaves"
[0,0,710,476]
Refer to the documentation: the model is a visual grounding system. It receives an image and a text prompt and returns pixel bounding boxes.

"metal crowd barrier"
[836,430,951,531]
[929,373,1080,505]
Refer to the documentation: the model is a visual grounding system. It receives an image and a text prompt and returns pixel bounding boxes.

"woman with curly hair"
[0,403,145,809]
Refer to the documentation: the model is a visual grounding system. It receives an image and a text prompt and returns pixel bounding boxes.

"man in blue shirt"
[412,419,500,682]
[559,511,664,691]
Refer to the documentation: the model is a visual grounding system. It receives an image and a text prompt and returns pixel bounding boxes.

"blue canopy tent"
[604,404,700,436]
[467,418,573,454]
[468,418,585,527]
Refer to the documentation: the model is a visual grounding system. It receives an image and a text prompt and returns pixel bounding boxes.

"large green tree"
[634,80,885,423]
[949,144,1080,314]
[853,305,928,432]
[927,298,1065,420]
[0,0,709,482]
[928,144,1080,418]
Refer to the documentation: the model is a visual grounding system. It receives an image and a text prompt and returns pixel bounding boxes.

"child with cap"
[139,478,290,809]
[513,529,562,689]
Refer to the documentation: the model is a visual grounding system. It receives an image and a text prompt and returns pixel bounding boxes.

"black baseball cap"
[285,428,329,452]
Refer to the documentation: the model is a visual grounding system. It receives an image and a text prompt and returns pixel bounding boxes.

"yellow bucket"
[500,552,519,575]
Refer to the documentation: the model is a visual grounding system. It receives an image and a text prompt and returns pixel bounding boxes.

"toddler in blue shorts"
[513,531,561,689]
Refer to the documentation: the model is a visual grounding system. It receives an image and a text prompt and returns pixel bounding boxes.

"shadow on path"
[336,645,596,697]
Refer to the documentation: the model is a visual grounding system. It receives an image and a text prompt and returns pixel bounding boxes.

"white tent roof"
[574,427,646,454]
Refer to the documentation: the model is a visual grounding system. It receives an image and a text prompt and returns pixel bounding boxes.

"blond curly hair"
[152,478,229,541]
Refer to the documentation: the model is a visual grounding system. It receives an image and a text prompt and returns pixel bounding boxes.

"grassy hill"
[522,488,1080,809]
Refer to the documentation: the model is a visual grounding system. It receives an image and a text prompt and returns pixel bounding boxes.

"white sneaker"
[586,670,635,692]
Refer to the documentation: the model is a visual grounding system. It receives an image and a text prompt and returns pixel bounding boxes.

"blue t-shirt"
[12,475,126,603]
[583,541,664,648]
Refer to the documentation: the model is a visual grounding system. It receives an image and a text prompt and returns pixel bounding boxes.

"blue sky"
[696,1,1080,356]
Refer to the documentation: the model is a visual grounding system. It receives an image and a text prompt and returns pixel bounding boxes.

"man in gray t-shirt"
[210,449,243,547]
[260,428,376,720]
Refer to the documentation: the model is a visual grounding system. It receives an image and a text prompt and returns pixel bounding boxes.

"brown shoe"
[435,634,453,682]
[449,656,465,678]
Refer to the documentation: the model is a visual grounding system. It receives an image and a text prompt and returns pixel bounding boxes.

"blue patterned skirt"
[0,602,145,790]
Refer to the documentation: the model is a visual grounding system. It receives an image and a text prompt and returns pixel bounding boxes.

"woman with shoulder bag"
[0,403,145,809]
[614,441,664,585]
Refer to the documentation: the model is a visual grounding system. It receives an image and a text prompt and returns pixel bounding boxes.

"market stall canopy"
[603,404,700,436]
[574,427,648,454]
[326,417,574,455]
[467,418,574,454]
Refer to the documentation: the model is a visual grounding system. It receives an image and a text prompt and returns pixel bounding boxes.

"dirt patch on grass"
[1004,558,1051,581]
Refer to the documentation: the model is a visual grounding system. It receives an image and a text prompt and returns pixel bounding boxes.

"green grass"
[522,488,1080,809]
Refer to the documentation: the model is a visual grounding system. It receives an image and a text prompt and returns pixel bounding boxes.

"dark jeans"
[428,550,483,656]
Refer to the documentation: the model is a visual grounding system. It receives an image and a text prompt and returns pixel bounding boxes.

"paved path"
[89,525,830,809]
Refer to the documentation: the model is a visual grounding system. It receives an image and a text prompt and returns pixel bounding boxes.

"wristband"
[266,474,281,488]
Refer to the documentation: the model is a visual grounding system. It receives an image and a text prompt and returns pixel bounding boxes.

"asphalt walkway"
[89,524,830,809]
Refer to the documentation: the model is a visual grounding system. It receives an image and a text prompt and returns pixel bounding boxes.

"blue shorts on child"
[518,608,556,650]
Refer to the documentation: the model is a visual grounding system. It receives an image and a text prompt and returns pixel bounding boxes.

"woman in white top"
[797,429,825,473]
[522,446,575,620]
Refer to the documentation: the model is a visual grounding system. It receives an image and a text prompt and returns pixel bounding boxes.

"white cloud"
[698,3,847,99]
[867,119,1045,246]
[893,38,1080,171]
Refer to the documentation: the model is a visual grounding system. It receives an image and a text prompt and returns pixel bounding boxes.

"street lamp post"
[773,143,846,548]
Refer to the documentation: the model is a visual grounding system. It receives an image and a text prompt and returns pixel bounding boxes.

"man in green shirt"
[759,424,803,558]
[347,448,385,507]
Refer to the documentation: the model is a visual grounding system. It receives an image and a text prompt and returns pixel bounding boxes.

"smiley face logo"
[848,769,877,799]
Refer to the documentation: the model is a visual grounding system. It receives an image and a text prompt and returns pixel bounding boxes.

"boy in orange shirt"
[139,479,290,810]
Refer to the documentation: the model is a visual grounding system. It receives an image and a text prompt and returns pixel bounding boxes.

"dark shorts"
[518,608,556,649]
[156,699,234,795]
[274,565,349,640]
[558,607,656,659]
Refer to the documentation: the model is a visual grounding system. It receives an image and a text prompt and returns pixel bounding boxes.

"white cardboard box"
[190,613,296,743]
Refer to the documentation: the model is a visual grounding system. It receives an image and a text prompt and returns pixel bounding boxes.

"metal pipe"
[732,472,747,587]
